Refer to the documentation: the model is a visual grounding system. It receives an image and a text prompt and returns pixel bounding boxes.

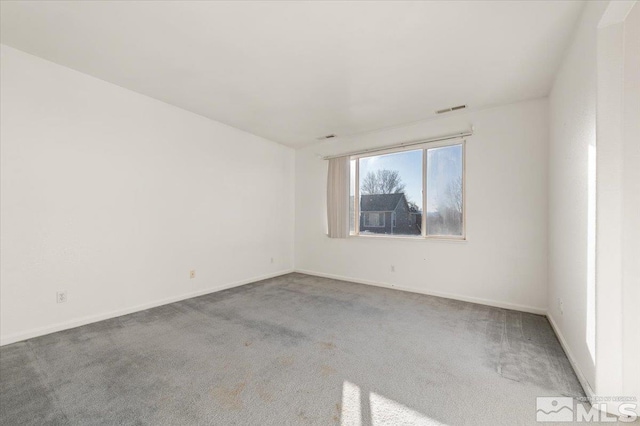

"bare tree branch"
[360,169,406,195]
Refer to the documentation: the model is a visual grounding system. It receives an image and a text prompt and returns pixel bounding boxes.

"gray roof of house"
[360,193,406,212]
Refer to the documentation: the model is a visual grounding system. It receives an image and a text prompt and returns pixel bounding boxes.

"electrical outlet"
[390,265,395,272]
[57,291,67,304]
[558,297,563,315]
[270,257,274,264]
[189,270,196,279]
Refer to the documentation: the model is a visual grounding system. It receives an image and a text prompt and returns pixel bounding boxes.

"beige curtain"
[326,156,350,238]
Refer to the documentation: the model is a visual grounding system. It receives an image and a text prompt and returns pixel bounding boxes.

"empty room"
[1,1,638,425]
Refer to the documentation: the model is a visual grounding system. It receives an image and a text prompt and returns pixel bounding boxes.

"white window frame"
[350,139,466,241]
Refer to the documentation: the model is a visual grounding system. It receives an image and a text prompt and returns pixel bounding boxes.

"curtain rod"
[322,130,473,160]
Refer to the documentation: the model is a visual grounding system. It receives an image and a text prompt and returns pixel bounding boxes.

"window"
[363,212,385,227]
[426,144,464,236]
[350,140,465,239]
[349,159,356,234]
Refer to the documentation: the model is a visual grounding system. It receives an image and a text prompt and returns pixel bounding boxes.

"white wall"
[549,1,640,410]
[295,99,549,314]
[596,8,625,405]
[621,2,640,406]
[0,45,295,345]
[596,1,640,411]
[547,1,608,393]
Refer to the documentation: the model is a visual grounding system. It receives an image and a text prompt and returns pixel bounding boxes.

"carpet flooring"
[0,273,617,425]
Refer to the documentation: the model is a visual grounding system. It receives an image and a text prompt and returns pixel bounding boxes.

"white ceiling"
[0,1,584,147]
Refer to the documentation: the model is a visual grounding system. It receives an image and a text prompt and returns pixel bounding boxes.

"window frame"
[350,138,466,241]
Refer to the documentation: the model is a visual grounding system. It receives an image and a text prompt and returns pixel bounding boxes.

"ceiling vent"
[317,134,337,140]
[436,104,467,114]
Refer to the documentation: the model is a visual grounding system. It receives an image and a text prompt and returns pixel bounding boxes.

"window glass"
[357,150,422,236]
[426,144,463,236]
[349,159,356,234]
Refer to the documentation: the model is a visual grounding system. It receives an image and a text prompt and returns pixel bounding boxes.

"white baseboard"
[0,269,293,346]
[546,314,636,419]
[546,313,596,399]
[545,314,635,419]
[294,269,547,315]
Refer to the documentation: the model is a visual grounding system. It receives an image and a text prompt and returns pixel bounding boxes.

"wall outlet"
[390,265,395,272]
[270,257,274,264]
[558,297,563,315]
[57,291,67,304]
[189,270,196,279]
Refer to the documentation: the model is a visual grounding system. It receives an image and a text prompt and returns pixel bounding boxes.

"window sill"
[347,234,467,243]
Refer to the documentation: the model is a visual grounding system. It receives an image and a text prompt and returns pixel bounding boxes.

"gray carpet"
[0,273,606,425]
